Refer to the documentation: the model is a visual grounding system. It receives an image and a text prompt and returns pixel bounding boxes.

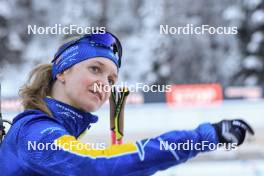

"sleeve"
[17,117,219,176]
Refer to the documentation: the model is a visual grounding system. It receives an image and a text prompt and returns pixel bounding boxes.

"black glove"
[212,119,254,146]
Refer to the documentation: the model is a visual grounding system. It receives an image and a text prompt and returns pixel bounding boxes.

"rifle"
[0,85,12,144]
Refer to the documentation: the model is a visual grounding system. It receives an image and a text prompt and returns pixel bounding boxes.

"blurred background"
[0,0,264,175]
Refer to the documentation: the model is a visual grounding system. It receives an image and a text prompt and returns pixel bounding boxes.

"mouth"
[89,90,102,102]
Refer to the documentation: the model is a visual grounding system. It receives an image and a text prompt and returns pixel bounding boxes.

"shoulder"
[13,109,52,125]
[12,109,68,141]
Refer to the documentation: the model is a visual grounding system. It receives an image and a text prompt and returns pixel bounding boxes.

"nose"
[97,75,109,87]
[95,76,111,93]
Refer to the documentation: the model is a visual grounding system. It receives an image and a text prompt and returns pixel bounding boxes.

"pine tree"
[229,0,264,85]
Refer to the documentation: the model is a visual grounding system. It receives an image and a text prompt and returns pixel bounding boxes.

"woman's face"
[57,57,118,112]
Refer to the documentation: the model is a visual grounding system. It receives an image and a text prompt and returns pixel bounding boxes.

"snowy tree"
[0,0,251,96]
[224,0,264,86]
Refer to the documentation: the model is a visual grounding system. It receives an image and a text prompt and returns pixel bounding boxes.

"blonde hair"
[19,36,80,116]
[19,64,53,116]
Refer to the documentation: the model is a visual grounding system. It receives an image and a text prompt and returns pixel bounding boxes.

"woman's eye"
[108,79,115,85]
[89,66,100,73]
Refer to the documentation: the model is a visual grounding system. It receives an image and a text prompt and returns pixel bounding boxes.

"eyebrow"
[112,73,118,79]
[94,60,104,66]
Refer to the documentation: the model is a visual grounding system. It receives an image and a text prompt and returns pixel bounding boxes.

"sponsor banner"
[224,86,262,100]
[125,92,144,104]
[103,92,144,106]
[166,84,223,106]
[1,98,22,112]
[143,91,166,103]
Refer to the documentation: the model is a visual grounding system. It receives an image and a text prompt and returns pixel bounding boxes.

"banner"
[224,86,262,100]
[166,84,223,106]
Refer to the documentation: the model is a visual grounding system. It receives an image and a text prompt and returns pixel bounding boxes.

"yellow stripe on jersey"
[78,129,88,140]
[54,135,138,158]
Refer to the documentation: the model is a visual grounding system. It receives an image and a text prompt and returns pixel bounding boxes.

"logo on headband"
[54,45,79,65]
[55,56,62,65]
[109,51,115,58]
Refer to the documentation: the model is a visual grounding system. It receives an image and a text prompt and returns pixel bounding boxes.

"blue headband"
[51,37,119,80]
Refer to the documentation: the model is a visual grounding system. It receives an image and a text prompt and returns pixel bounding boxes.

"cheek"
[79,77,94,90]
[65,77,93,99]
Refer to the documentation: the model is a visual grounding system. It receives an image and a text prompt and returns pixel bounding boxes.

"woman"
[0,32,254,176]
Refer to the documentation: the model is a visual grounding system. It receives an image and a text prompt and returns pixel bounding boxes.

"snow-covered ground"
[154,160,264,176]
[4,99,264,134]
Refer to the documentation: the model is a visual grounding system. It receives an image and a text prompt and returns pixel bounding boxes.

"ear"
[56,72,66,84]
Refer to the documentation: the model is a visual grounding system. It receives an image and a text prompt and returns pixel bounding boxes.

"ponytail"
[19,64,53,116]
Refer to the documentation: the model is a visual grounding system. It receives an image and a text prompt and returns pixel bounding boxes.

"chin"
[83,103,101,112]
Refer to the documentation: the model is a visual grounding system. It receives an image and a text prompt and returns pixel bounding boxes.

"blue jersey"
[0,97,219,176]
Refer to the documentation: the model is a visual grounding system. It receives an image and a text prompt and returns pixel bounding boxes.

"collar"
[44,97,98,138]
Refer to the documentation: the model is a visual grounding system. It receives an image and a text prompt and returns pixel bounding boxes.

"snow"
[247,32,264,53]
[0,1,12,18]
[223,6,245,27]
[0,0,262,96]
[154,160,264,176]
[251,9,264,28]
[242,56,263,71]
[7,32,25,51]
[1,64,29,97]
[243,0,262,11]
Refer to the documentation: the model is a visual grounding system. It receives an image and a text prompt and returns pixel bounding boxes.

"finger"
[233,119,255,135]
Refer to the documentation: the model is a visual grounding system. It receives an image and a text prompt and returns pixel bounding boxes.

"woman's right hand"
[212,119,255,146]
